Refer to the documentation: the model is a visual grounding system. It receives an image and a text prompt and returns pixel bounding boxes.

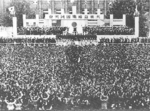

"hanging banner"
[47,14,104,20]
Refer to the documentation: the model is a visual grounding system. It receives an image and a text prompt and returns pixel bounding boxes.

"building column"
[23,14,26,27]
[135,16,139,37]
[110,14,113,26]
[13,17,17,36]
[36,14,39,26]
[123,14,126,26]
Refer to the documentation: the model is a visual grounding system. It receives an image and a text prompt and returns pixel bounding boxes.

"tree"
[106,0,149,37]
[2,0,35,27]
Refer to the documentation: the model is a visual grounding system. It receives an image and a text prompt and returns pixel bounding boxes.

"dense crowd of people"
[56,39,98,46]
[56,35,97,40]
[0,38,56,44]
[17,26,135,36]
[0,43,150,110]
[17,27,68,35]
[83,26,134,35]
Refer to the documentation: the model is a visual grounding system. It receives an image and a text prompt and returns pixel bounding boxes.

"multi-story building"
[0,0,149,22]
[30,0,114,17]
[0,0,114,18]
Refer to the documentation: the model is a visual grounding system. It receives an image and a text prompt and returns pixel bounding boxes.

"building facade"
[0,0,114,17]
[0,0,149,22]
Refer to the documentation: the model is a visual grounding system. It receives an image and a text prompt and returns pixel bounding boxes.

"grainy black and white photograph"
[0,0,150,111]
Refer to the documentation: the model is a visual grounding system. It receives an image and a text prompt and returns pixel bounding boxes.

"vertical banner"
[84,0,87,9]
[97,0,99,9]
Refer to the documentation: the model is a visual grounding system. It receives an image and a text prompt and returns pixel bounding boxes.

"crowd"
[0,38,56,44]
[98,38,139,43]
[0,42,150,110]
[83,26,134,35]
[56,35,97,41]
[56,39,98,46]
[17,27,68,35]
[17,26,134,36]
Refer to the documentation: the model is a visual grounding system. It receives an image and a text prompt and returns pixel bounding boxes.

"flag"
[8,6,15,15]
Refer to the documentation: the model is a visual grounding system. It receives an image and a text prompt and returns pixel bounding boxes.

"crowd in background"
[0,38,56,44]
[83,26,134,35]
[17,27,68,35]
[17,26,134,36]
[0,43,150,110]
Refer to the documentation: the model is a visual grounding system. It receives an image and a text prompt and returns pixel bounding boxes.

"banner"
[48,14,104,20]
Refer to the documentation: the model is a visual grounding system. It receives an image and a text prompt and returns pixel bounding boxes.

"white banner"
[47,14,104,20]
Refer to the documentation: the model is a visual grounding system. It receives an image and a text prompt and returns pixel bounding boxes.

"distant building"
[0,0,115,18]
[28,0,115,18]
[0,0,149,23]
